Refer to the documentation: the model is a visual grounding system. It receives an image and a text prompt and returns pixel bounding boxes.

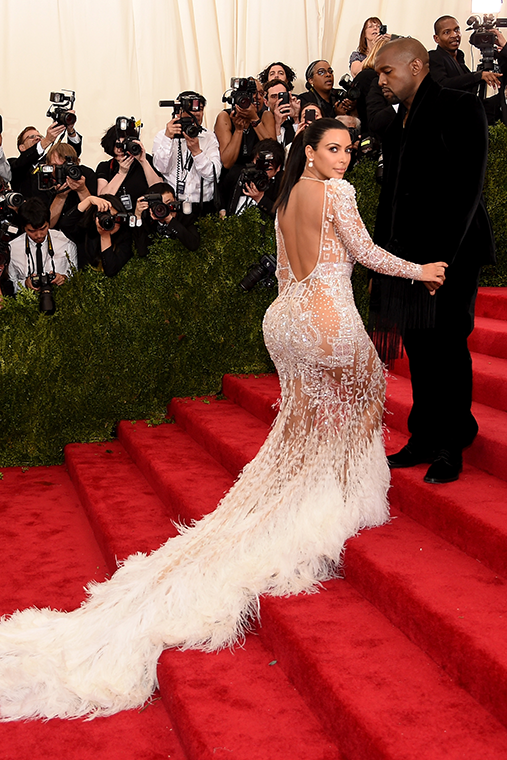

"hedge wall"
[1,123,506,467]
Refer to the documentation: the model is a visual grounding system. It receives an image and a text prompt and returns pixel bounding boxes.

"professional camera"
[30,272,56,314]
[222,77,258,110]
[37,160,82,191]
[467,14,507,69]
[239,253,277,291]
[114,116,142,156]
[143,193,182,220]
[238,150,276,193]
[46,90,76,127]
[335,74,361,105]
[0,192,23,243]
[96,210,137,231]
[357,135,381,158]
[159,97,203,138]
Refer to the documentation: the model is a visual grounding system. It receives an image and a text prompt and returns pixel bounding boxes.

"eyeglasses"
[316,68,333,76]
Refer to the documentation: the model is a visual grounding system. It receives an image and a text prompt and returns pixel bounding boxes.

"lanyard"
[25,233,56,276]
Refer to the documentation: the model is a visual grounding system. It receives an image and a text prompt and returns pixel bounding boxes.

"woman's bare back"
[278,178,325,281]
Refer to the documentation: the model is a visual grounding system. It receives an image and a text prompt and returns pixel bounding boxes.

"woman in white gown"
[0,118,446,721]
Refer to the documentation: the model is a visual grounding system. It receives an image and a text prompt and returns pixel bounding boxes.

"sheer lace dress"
[0,178,423,722]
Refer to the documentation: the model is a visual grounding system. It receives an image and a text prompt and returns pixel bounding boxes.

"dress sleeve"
[330,180,423,280]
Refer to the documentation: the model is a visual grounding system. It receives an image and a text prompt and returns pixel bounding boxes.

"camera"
[379,24,387,35]
[115,116,143,155]
[30,272,56,314]
[143,193,182,220]
[239,253,277,291]
[467,14,507,69]
[238,150,276,193]
[335,74,361,104]
[222,77,258,110]
[159,97,203,138]
[303,108,317,124]
[277,91,290,106]
[37,160,82,191]
[0,192,24,243]
[96,210,137,231]
[46,90,76,127]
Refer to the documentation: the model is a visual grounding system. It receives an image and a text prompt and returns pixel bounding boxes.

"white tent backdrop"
[0,1,486,169]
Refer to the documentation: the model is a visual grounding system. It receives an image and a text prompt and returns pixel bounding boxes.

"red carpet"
[1,287,507,758]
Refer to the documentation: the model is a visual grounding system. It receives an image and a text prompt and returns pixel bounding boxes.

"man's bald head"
[375,37,429,68]
[374,37,430,110]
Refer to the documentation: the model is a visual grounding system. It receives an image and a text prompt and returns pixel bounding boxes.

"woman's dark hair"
[101,121,138,157]
[274,118,349,213]
[258,61,296,90]
[358,17,382,55]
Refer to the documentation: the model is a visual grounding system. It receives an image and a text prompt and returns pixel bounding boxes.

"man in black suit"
[371,37,495,483]
[429,15,506,124]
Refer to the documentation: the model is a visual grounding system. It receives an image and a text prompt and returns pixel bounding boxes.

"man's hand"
[494,29,507,50]
[46,122,66,143]
[230,108,251,131]
[66,175,89,199]
[53,273,67,286]
[24,275,38,291]
[335,98,354,115]
[66,111,77,135]
[184,132,202,156]
[273,99,291,131]
[481,70,502,88]
[165,118,183,139]
[243,181,264,204]
[135,195,148,220]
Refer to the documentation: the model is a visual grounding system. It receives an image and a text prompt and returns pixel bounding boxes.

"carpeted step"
[64,431,345,759]
[469,316,507,361]
[392,351,507,413]
[476,286,507,321]
[169,395,269,477]
[384,427,507,578]
[158,638,342,760]
[222,372,280,425]
[385,373,507,482]
[258,581,507,760]
[343,506,507,729]
[0,465,186,760]
[117,418,233,523]
[65,440,178,570]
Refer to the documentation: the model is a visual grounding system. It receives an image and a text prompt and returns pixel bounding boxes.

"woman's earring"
[308,159,314,167]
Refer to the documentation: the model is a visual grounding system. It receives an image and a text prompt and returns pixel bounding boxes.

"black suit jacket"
[429,46,482,92]
[375,74,494,269]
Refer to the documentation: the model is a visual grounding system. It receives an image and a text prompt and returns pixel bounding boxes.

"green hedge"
[1,123,506,467]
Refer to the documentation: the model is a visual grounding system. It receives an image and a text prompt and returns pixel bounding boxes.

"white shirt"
[0,146,11,182]
[8,229,77,293]
[152,128,221,204]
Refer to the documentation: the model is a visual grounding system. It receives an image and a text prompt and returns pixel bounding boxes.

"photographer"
[43,143,97,230]
[9,117,82,198]
[8,197,77,294]
[60,195,133,276]
[0,122,11,184]
[261,80,301,147]
[429,16,506,124]
[215,78,269,171]
[133,182,200,257]
[152,91,221,217]
[96,121,161,209]
[228,139,284,219]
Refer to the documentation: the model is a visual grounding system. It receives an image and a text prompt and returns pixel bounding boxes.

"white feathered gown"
[0,179,423,721]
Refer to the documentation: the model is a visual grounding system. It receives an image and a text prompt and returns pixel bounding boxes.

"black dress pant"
[402,258,482,452]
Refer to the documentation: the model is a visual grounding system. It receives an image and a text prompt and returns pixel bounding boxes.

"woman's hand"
[117,153,134,175]
[421,261,447,295]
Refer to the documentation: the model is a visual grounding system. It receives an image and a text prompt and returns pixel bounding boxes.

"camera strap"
[175,140,194,198]
[25,233,56,277]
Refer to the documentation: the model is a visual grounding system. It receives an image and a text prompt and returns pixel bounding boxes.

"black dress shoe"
[387,443,434,469]
[424,449,463,484]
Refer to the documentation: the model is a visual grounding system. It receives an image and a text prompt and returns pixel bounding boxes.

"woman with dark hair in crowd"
[298,60,339,118]
[0,118,446,723]
[60,194,133,276]
[258,61,297,91]
[96,123,161,209]
[349,17,383,77]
